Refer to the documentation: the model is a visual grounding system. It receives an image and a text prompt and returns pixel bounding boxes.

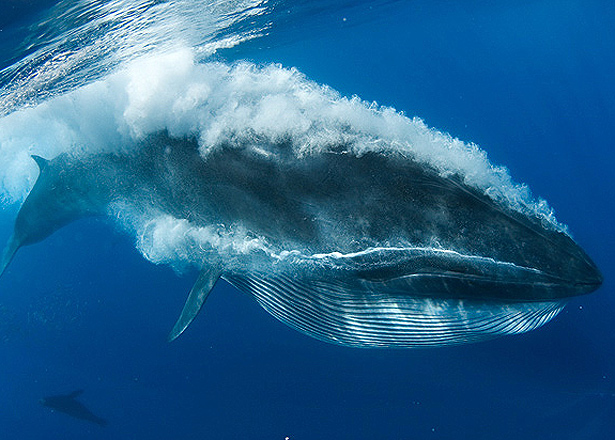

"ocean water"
[0,0,613,439]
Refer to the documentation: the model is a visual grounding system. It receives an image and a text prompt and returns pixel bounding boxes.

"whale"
[0,132,602,347]
[40,389,107,426]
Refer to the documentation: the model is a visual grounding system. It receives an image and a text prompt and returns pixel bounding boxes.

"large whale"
[0,133,602,347]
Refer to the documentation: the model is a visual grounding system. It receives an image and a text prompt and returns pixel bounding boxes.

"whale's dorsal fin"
[31,155,49,171]
[168,263,223,341]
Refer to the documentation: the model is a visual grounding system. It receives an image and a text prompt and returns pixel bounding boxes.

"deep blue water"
[0,1,614,439]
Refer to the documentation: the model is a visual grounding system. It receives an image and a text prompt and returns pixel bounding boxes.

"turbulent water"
[0,1,613,439]
[0,0,395,116]
[0,1,566,273]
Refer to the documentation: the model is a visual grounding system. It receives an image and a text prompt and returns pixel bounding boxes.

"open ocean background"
[0,1,613,439]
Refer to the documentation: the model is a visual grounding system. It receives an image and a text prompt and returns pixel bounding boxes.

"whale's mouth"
[379,268,603,302]
[296,246,603,302]
[571,274,604,295]
[224,245,601,348]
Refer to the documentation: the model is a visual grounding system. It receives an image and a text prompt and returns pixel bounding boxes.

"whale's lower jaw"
[225,274,566,348]
[278,246,603,302]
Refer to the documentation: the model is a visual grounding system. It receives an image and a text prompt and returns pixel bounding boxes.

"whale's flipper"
[0,234,21,278]
[168,264,223,341]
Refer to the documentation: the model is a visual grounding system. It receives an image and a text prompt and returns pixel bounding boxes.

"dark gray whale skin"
[0,133,603,346]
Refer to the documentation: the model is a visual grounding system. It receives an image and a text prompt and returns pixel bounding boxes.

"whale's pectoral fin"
[0,234,21,278]
[168,264,223,341]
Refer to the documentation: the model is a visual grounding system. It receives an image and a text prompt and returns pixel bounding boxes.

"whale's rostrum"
[0,133,602,347]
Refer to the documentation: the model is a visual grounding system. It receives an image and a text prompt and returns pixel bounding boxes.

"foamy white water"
[0,49,563,243]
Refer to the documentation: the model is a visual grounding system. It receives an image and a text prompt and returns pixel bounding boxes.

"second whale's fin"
[168,264,223,341]
[0,234,21,278]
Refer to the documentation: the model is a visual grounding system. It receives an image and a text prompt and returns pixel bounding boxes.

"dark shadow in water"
[40,389,107,426]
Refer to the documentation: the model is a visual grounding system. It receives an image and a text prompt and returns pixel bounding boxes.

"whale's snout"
[568,251,603,295]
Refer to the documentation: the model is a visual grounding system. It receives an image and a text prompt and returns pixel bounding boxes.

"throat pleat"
[225,274,565,348]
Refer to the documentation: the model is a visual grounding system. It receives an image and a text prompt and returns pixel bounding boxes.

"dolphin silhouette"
[0,133,602,347]
[40,390,107,426]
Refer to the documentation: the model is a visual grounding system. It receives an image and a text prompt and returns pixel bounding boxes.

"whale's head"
[351,231,603,304]
[409,206,602,303]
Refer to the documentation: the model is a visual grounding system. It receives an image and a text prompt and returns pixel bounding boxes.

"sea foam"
[0,49,562,233]
[0,45,567,274]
